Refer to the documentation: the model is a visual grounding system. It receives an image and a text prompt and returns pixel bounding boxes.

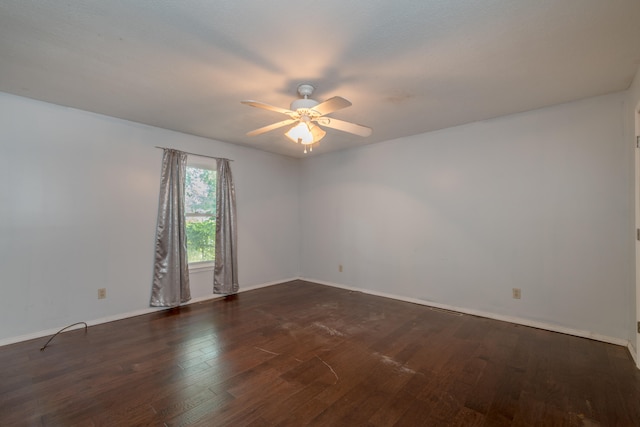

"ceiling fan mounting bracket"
[297,84,314,98]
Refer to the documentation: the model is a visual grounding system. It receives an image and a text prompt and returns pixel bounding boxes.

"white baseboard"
[300,277,631,349]
[0,278,295,348]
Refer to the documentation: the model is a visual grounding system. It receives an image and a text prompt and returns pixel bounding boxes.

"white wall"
[300,92,633,342]
[0,92,300,343]
[1,86,636,347]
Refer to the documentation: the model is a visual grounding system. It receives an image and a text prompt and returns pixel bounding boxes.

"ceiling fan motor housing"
[290,98,319,111]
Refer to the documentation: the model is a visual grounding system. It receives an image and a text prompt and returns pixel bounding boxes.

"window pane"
[185,167,216,215]
[186,216,216,263]
[185,165,216,263]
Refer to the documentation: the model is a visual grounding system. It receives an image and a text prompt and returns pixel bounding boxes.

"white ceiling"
[1,1,639,158]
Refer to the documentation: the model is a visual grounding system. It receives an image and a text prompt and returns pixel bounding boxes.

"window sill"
[189,261,215,272]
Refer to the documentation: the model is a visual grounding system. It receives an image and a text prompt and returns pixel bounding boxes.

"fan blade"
[247,119,297,136]
[241,100,294,116]
[311,96,352,116]
[316,117,372,137]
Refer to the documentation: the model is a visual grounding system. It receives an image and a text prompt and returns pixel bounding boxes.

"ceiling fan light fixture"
[285,121,314,144]
[285,121,326,147]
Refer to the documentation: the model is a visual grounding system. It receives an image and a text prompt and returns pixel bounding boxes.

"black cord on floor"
[40,322,88,351]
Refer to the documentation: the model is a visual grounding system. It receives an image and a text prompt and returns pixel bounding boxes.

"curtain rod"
[154,146,234,162]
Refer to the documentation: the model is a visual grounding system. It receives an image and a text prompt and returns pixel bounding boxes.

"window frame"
[185,156,217,272]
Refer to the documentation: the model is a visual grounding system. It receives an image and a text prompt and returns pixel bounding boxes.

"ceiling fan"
[241,84,372,153]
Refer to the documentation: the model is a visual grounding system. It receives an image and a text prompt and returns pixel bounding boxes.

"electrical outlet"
[98,288,107,299]
[338,264,343,272]
[512,288,521,299]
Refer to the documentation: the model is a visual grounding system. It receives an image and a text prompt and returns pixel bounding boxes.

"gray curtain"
[150,149,191,307]
[214,159,238,294]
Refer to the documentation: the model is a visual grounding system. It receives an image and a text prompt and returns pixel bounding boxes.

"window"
[185,160,216,266]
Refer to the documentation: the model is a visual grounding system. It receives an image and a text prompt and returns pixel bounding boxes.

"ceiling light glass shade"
[308,123,326,144]
[285,122,326,145]
[285,122,313,144]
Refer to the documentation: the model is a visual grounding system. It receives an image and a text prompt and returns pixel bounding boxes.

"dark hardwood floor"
[1,280,639,426]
